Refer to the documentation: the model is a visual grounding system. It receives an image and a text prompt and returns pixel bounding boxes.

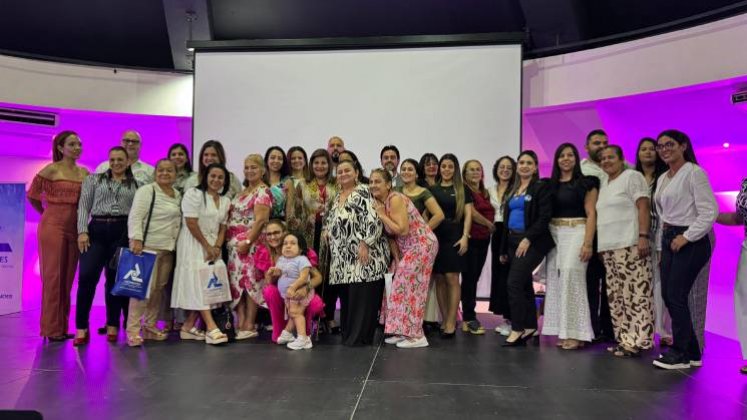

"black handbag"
[108,186,156,270]
[211,304,236,342]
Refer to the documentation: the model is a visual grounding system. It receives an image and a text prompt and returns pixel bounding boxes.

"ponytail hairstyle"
[52,130,79,162]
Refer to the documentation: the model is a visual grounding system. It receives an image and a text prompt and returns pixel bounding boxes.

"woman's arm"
[636,197,651,257]
[717,212,743,226]
[185,217,219,261]
[580,188,598,262]
[127,186,152,254]
[455,203,473,256]
[423,197,444,231]
[376,194,409,236]
[471,205,494,230]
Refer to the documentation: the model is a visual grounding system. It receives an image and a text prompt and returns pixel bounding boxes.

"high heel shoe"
[502,334,527,347]
[73,331,89,346]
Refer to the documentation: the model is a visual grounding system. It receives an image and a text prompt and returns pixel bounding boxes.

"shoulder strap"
[142,185,156,245]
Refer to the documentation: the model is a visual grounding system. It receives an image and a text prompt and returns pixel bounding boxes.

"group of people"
[27,129,747,371]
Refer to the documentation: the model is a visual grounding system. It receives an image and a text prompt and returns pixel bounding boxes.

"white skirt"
[542,224,594,341]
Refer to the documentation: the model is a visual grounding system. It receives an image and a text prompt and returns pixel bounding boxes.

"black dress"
[430,184,473,274]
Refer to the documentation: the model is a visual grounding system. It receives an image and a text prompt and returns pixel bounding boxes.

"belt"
[550,218,587,227]
[662,223,687,229]
[91,215,128,223]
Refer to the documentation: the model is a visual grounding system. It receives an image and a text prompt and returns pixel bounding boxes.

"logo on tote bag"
[207,272,223,289]
[124,264,144,283]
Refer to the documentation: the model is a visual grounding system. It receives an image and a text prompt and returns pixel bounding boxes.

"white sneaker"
[384,335,404,344]
[277,330,295,345]
[287,335,313,350]
[235,330,259,340]
[494,324,511,336]
[396,336,429,349]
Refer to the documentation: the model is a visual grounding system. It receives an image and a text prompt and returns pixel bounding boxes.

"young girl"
[271,233,314,350]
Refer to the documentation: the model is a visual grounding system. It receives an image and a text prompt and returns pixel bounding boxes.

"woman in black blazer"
[500,150,555,346]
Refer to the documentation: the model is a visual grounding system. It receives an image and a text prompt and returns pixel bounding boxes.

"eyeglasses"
[655,142,677,151]
[266,231,283,237]
[122,139,141,145]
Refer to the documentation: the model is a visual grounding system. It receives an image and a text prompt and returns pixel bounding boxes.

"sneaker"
[287,335,313,350]
[653,351,691,370]
[494,324,511,336]
[384,335,405,344]
[463,320,485,335]
[235,330,259,340]
[396,336,429,349]
[277,330,295,345]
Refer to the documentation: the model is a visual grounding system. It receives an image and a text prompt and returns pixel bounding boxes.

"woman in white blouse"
[596,145,654,358]
[652,130,718,370]
[126,159,182,347]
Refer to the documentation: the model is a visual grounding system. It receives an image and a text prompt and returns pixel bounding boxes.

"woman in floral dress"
[370,169,438,348]
[226,154,272,339]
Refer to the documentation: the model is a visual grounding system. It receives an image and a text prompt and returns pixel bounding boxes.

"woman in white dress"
[171,163,232,345]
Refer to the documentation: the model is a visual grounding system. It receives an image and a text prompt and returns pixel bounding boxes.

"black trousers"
[461,238,490,321]
[489,223,510,319]
[75,219,130,330]
[506,233,544,332]
[587,251,614,339]
[661,225,711,360]
[338,280,384,346]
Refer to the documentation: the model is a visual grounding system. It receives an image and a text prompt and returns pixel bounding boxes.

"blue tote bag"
[112,249,157,300]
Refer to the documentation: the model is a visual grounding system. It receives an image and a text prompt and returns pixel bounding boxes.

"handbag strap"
[142,185,156,245]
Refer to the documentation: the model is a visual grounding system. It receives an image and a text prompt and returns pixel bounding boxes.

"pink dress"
[382,192,438,338]
[226,185,272,307]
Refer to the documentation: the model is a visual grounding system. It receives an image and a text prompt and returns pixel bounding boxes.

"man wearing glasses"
[95,130,155,185]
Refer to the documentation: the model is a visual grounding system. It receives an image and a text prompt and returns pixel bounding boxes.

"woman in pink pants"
[258,219,325,343]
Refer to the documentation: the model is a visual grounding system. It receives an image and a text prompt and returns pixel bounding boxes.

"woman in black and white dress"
[326,159,390,346]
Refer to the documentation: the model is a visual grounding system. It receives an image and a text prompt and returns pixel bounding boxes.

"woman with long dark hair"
[284,146,309,234]
[488,156,515,336]
[168,143,193,194]
[653,130,718,369]
[541,143,597,350]
[418,153,439,187]
[499,150,554,347]
[635,137,671,347]
[171,163,232,345]
[183,140,242,199]
[74,146,137,345]
[430,154,473,337]
[264,146,291,219]
[27,131,88,341]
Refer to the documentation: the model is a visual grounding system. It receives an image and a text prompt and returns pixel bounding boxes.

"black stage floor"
[0,307,745,420]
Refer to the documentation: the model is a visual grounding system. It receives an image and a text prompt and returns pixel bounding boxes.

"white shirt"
[128,183,182,251]
[488,185,506,223]
[596,169,649,252]
[654,162,717,242]
[96,160,155,186]
[581,159,607,184]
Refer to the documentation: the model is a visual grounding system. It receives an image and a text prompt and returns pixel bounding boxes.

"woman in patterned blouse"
[325,159,390,345]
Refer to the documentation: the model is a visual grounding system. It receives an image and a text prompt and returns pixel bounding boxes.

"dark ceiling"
[1,0,746,71]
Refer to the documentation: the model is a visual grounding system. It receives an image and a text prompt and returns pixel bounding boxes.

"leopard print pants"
[602,245,655,350]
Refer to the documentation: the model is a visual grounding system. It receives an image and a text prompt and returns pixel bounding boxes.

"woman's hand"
[130,239,144,255]
[203,245,221,262]
[515,238,531,258]
[372,200,386,218]
[579,244,592,262]
[358,242,370,265]
[237,240,251,255]
[670,235,689,253]
[77,233,90,253]
[454,236,468,256]
[637,237,650,258]
[487,223,496,234]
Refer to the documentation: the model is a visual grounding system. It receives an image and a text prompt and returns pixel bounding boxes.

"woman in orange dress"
[27,131,89,341]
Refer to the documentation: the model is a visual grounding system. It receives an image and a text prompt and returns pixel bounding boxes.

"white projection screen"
[193,41,522,177]
[193,38,523,298]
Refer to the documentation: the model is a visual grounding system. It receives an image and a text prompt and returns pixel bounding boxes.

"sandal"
[127,335,144,347]
[142,326,168,341]
[613,347,640,358]
[562,339,584,350]
[205,328,228,345]
[180,327,206,341]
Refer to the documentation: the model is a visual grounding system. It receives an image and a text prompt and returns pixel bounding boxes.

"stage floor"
[0,307,745,420]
